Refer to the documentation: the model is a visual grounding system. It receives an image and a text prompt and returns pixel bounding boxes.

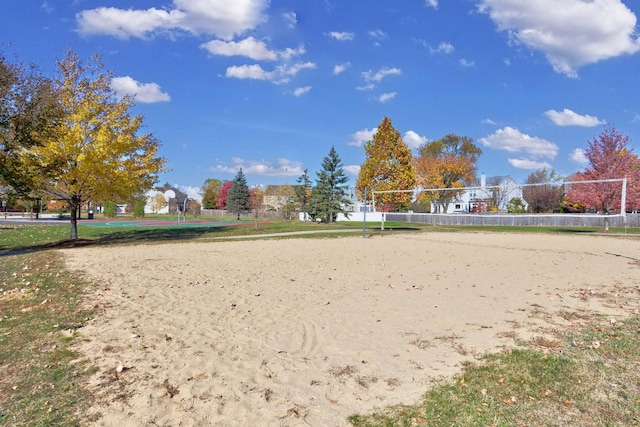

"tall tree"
[294,168,312,217]
[523,168,564,213]
[413,133,481,213]
[17,50,166,239]
[249,186,265,229]
[565,126,640,213]
[226,168,251,220]
[217,181,233,209]
[201,178,222,209]
[0,52,61,195]
[249,186,264,211]
[356,117,416,211]
[310,146,352,223]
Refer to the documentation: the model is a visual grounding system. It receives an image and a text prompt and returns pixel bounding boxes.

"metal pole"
[621,178,627,217]
[362,188,367,238]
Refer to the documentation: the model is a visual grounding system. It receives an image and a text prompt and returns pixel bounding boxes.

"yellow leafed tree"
[21,50,166,239]
[413,134,481,212]
[355,117,416,211]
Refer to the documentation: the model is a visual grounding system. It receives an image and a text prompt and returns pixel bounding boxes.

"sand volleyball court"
[65,232,640,426]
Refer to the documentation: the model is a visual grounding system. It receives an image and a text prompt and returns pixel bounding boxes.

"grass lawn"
[1,217,638,425]
[349,319,640,426]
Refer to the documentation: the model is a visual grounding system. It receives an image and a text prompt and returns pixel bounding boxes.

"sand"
[64,232,640,426]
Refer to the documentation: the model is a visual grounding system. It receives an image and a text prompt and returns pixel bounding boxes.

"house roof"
[472,175,514,187]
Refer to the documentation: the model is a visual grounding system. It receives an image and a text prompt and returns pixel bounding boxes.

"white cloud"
[328,31,355,41]
[434,42,454,54]
[480,127,558,158]
[225,61,315,83]
[211,157,304,176]
[544,108,605,127]
[348,128,377,147]
[361,67,402,88]
[293,86,311,97]
[356,83,376,91]
[482,118,497,125]
[77,7,184,39]
[282,11,297,28]
[176,185,203,203]
[478,0,640,77]
[225,64,273,80]
[378,92,396,103]
[41,2,54,13]
[201,37,277,60]
[201,37,305,61]
[343,164,361,176]
[281,61,316,77]
[333,63,350,75]
[278,45,306,60]
[570,148,588,165]
[459,58,475,68]
[76,0,269,40]
[110,76,171,103]
[403,130,428,149]
[508,158,552,170]
[425,0,438,9]
[369,29,387,42]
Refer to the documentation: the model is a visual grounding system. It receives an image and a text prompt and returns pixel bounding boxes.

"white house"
[429,174,528,213]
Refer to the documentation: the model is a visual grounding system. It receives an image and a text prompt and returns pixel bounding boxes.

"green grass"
[2,214,637,254]
[349,316,640,426]
[0,217,423,252]
[1,218,638,425]
[0,251,95,426]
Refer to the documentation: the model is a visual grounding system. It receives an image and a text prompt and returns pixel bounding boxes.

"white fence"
[384,212,640,228]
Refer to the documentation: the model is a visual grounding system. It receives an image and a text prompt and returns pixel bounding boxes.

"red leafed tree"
[217,181,233,210]
[565,127,640,214]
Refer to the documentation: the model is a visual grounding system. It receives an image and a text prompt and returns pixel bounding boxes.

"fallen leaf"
[164,379,179,398]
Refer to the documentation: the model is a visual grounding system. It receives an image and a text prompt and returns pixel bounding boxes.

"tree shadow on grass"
[552,228,603,234]
[0,225,241,256]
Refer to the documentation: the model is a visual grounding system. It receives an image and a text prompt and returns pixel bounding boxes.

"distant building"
[429,174,528,213]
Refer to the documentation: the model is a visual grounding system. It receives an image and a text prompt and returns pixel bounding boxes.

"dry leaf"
[164,379,179,398]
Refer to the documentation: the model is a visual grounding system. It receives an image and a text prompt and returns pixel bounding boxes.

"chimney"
[480,173,486,188]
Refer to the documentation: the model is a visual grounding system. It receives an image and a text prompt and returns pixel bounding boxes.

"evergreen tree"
[226,168,251,220]
[310,146,352,223]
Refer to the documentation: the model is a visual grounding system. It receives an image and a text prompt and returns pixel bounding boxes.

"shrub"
[103,201,117,218]
[133,199,145,218]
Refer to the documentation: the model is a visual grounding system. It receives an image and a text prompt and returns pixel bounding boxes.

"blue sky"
[2,1,640,199]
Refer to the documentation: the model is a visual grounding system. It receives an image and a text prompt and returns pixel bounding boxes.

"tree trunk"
[69,197,79,240]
